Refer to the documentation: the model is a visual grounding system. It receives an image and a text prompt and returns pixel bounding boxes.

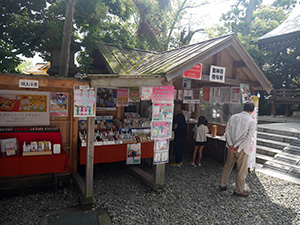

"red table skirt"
[0,151,70,177]
[80,142,154,165]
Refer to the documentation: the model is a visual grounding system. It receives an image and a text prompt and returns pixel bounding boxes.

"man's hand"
[228,145,238,153]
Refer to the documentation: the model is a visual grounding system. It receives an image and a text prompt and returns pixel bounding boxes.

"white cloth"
[193,124,209,142]
[225,111,255,155]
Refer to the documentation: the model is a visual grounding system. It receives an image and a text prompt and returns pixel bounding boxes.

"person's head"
[174,104,184,115]
[243,102,255,113]
[198,116,207,126]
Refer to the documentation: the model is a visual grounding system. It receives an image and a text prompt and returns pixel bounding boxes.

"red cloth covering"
[80,142,154,164]
[0,127,70,177]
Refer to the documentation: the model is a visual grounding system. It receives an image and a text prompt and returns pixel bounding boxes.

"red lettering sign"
[183,63,202,80]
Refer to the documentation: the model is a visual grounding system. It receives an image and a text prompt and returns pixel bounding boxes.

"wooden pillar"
[84,116,95,204]
[153,164,165,190]
[271,102,276,117]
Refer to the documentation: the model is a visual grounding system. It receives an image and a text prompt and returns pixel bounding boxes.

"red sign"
[183,63,202,80]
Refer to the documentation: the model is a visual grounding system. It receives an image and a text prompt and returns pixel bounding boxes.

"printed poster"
[0,90,50,126]
[182,78,191,89]
[178,90,183,101]
[240,84,251,103]
[74,85,96,117]
[230,86,241,103]
[183,90,200,104]
[153,139,169,165]
[126,143,141,165]
[211,87,221,103]
[50,93,68,117]
[152,86,174,103]
[151,121,172,139]
[96,88,117,110]
[220,87,230,103]
[129,87,140,102]
[117,88,129,107]
[183,63,202,80]
[152,103,174,121]
[202,87,210,102]
[141,86,152,100]
[248,95,259,170]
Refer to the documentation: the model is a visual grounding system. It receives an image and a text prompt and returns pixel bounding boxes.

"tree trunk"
[242,0,256,36]
[59,0,76,77]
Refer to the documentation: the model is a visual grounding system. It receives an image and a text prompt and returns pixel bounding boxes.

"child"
[190,116,209,166]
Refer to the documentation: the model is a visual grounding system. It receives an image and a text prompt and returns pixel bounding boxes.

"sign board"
[209,65,226,83]
[19,79,39,88]
[183,63,202,80]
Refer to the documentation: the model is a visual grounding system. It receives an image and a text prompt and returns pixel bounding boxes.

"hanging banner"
[152,86,174,103]
[141,86,152,100]
[0,90,50,126]
[230,86,241,103]
[126,143,141,165]
[220,87,230,103]
[240,83,251,103]
[96,88,117,111]
[209,65,226,83]
[151,121,172,139]
[152,103,174,121]
[117,88,129,107]
[129,87,140,102]
[202,87,210,102]
[74,85,96,117]
[183,63,202,80]
[153,139,169,165]
[50,93,68,117]
[178,90,183,101]
[182,78,191,89]
[211,87,221,103]
[248,95,259,170]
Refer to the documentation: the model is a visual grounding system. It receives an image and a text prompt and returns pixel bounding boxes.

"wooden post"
[84,116,95,204]
[271,102,276,117]
[153,164,165,190]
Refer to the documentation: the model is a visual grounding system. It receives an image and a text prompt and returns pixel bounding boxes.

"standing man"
[219,102,255,197]
[171,104,187,166]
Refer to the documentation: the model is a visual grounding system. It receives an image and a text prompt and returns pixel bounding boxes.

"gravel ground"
[0,156,299,225]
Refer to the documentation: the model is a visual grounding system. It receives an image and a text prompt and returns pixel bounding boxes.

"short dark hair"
[243,102,255,112]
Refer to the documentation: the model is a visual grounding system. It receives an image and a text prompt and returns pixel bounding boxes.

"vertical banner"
[50,93,68,116]
[178,90,183,101]
[126,143,141,165]
[203,87,210,102]
[230,86,241,103]
[240,84,251,103]
[248,96,259,170]
[129,87,140,102]
[141,86,152,100]
[117,88,129,107]
[153,139,169,165]
[211,87,221,103]
[74,85,96,117]
[220,87,230,103]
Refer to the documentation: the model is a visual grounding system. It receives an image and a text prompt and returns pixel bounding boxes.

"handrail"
[271,89,300,101]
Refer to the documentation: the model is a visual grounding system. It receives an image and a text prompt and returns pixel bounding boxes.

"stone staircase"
[256,124,300,184]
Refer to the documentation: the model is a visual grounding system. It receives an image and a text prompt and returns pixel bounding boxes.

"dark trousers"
[174,137,184,163]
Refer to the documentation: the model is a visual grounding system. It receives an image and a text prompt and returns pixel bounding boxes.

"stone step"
[263,160,300,180]
[273,154,300,166]
[257,131,297,144]
[256,145,282,157]
[256,153,273,164]
[256,138,289,150]
[257,126,300,137]
[282,146,300,156]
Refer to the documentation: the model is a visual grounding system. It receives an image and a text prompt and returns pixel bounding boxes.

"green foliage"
[16,61,34,74]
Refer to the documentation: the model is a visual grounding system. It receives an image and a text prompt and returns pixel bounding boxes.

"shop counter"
[0,127,70,178]
[79,142,154,164]
[205,134,227,164]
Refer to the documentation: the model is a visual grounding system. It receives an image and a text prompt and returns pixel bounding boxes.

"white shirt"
[193,124,209,142]
[225,111,255,155]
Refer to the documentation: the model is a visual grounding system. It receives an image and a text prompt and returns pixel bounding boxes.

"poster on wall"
[230,86,241,103]
[178,90,183,101]
[240,84,251,103]
[50,93,68,116]
[117,88,129,107]
[141,86,152,100]
[183,89,200,104]
[183,63,202,80]
[74,85,96,117]
[182,78,191,89]
[126,143,141,165]
[0,90,50,126]
[152,86,174,103]
[96,88,117,111]
[211,87,221,103]
[248,95,259,170]
[152,103,174,121]
[220,87,230,103]
[129,87,140,102]
[209,65,226,83]
[202,87,210,102]
[153,139,169,165]
[151,121,172,139]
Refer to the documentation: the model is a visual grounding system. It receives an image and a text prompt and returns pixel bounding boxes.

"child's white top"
[193,124,209,142]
